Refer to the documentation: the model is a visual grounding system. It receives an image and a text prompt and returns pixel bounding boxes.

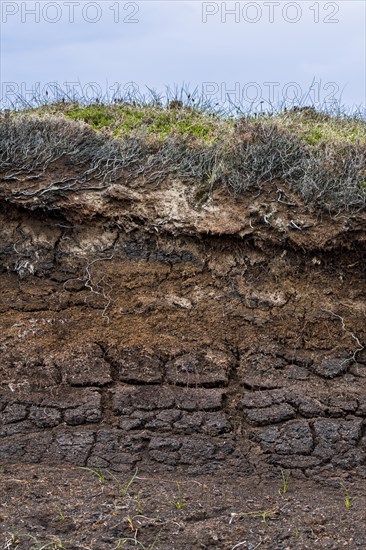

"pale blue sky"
[0,1,365,111]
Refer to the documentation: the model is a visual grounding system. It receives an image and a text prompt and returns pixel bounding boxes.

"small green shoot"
[259,510,271,525]
[230,509,276,525]
[341,483,352,509]
[79,466,108,483]
[54,504,65,521]
[279,469,289,496]
[126,513,136,533]
[109,467,138,497]
[121,468,138,496]
[173,483,188,511]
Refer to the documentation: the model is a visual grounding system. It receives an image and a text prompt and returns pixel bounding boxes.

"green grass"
[66,104,115,129]
[22,102,231,144]
[79,466,108,483]
[21,102,366,146]
[341,484,353,509]
[173,483,188,511]
[278,469,289,496]
[108,467,139,496]
[271,111,366,145]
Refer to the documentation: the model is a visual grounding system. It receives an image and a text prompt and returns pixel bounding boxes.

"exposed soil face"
[1,166,366,548]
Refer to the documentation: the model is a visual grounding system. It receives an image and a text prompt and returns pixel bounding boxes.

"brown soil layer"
[1,165,366,548]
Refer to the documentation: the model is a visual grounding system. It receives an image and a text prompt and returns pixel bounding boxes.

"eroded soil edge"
[1,174,366,485]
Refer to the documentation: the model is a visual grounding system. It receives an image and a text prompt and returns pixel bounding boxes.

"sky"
[0,0,365,111]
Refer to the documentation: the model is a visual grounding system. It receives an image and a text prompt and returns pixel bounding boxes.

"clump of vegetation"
[62,102,227,143]
[79,466,109,483]
[0,100,365,211]
[341,483,353,509]
[278,469,289,496]
[173,483,188,510]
